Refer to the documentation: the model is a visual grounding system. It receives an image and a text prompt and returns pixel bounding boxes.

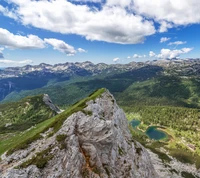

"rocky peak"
[0,89,157,178]
[43,94,61,113]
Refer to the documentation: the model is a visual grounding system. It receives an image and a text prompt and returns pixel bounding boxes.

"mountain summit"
[0,89,157,178]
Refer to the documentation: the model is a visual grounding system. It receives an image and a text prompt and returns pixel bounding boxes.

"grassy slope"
[0,95,56,134]
[0,88,105,156]
[116,76,200,108]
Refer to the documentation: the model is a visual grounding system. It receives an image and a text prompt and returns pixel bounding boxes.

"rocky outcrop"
[0,90,158,178]
[43,94,61,113]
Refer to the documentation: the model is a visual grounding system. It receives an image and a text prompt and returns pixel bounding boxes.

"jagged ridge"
[0,89,157,178]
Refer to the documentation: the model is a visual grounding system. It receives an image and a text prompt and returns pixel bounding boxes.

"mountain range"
[1,58,200,106]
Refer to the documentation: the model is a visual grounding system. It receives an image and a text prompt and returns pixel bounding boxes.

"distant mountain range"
[1,58,200,103]
[1,58,200,79]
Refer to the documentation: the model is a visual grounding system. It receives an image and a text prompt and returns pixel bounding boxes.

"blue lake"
[130,120,168,141]
[145,126,167,140]
[130,120,141,128]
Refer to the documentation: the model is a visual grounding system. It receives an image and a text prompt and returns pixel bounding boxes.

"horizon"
[0,0,200,67]
[1,57,200,69]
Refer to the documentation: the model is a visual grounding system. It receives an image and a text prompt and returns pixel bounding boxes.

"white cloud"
[168,41,187,46]
[0,28,84,57]
[2,0,200,45]
[18,59,33,64]
[77,48,87,53]
[0,28,45,49]
[0,4,17,20]
[106,0,132,7]
[71,0,102,2]
[6,0,155,44]
[160,37,171,43]
[133,54,143,58]
[149,51,156,57]
[113,57,120,62]
[133,0,200,31]
[127,56,131,59]
[157,48,193,59]
[159,21,173,33]
[44,38,76,56]
[0,59,33,65]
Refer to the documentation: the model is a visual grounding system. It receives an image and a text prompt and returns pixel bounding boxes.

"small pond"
[145,126,167,140]
[130,120,141,128]
[130,120,168,141]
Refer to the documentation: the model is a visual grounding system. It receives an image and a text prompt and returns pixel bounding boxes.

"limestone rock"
[43,94,61,113]
[1,90,158,178]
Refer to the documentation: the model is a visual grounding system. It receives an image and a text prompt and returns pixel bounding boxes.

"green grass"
[145,142,172,162]
[181,172,196,178]
[0,88,105,156]
[169,149,200,169]
[0,117,53,156]
[18,147,53,169]
[56,134,67,149]
[0,94,56,133]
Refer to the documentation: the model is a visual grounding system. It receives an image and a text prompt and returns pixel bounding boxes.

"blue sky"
[0,0,200,67]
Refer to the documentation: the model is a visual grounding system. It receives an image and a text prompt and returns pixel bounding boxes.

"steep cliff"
[0,89,157,178]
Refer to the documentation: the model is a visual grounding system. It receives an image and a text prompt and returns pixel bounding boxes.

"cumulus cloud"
[159,21,173,33]
[0,28,45,49]
[106,0,132,7]
[157,48,193,59]
[133,54,145,58]
[127,56,131,59]
[168,41,187,46]
[0,28,84,57]
[6,0,155,44]
[44,38,76,56]
[71,0,102,2]
[160,37,171,43]
[149,51,156,57]
[0,59,33,65]
[2,0,200,44]
[113,57,120,62]
[0,4,17,20]
[77,48,87,53]
[133,0,200,31]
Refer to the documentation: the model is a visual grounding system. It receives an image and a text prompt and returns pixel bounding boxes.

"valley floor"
[125,107,200,178]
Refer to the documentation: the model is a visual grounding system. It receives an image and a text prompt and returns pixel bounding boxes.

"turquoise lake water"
[130,120,141,128]
[130,120,167,140]
[145,126,167,140]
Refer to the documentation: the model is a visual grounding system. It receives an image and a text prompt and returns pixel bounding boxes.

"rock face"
[43,94,61,113]
[0,90,158,178]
